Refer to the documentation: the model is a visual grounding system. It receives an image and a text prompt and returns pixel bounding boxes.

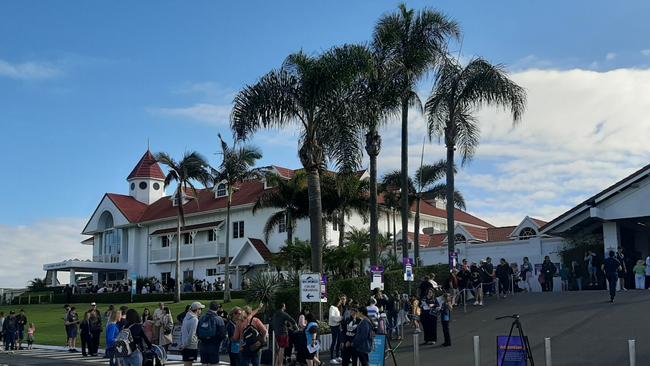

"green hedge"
[49,291,248,305]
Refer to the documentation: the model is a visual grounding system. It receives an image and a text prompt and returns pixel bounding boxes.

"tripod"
[496,314,534,366]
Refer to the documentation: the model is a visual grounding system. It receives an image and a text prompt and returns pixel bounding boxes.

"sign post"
[403,258,414,281]
[370,266,384,291]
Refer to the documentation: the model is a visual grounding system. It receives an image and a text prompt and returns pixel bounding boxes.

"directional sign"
[403,258,414,282]
[300,273,321,303]
[370,266,384,291]
[321,274,328,303]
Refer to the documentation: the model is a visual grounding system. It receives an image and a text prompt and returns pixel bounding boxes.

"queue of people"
[1,308,31,351]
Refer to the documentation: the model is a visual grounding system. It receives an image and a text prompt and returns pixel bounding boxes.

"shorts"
[306,351,317,360]
[199,342,220,364]
[276,335,290,348]
[182,348,198,362]
[618,271,626,279]
[67,327,77,338]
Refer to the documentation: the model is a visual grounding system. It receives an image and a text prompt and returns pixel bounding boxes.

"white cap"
[190,301,205,311]
[90,302,97,306]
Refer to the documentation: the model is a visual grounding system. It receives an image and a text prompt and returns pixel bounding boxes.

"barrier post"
[496,278,500,301]
[473,335,480,366]
[463,289,467,313]
[413,332,420,366]
[545,337,552,366]
[629,339,636,366]
[271,331,275,366]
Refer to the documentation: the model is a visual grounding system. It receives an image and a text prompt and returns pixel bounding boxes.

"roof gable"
[508,216,544,238]
[127,150,165,181]
[82,194,135,235]
[230,238,271,266]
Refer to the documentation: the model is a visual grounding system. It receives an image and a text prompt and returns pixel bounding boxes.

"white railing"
[92,254,121,263]
[150,243,226,263]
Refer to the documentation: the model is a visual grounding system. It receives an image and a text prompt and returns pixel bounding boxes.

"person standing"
[633,260,646,290]
[541,256,557,292]
[105,311,121,366]
[227,307,242,366]
[238,305,268,366]
[87,303,102,357]
[352,308,373,366]
[15,309,27,350]
[304,313,321,366]
[328,296,344,364]
[471,263,484,306]
[440,294,452,347]
[520,257,533,292]
[496,259,512,298]
[616,247,628,291]
[65,307,79,352]
[272,303,297,366]
[602,251,622,303]
[119,309,153,366]
[26,322,35,350]
[2,311,17,351]
[341,307,360,366]
[79,312,91,357]
[485,258,496,296]
[198,301,226,366]
[570,260,584,291]
[420,288,439,345]
[180,302,204,366]
[584,251,598,286]
[159,307,174,351]
[152,302,165,345]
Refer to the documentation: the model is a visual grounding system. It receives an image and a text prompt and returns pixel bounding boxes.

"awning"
[150,220,223,236]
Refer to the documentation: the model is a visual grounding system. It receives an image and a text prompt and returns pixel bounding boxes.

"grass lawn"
[0,299,248,348]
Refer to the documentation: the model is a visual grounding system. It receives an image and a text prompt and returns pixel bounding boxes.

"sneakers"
[473,301,479,306]
[414,328,421,333]
[479,301,484,306]
[337,357,342,362]
[330,359,341,365]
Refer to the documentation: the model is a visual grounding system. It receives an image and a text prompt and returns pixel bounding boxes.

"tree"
[321,173,370,247]
[274,239,312,273]
[374,3,461,260]
[252,172,309,245]
[231,45,368,273]
[381,171,415,256]
[27,278,47,291]
[413,160,466,265]
[156,151,210,303]
[211,134,262,302]
[425,57,526,270]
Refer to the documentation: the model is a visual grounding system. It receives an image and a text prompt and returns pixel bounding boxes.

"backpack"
[197,313,217,340]
[242,318,264,351]
[113,325,135,358]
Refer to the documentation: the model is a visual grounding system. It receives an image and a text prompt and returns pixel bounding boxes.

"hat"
[190,301,205,311]
[209,301,221,311]
[91,302,97,306]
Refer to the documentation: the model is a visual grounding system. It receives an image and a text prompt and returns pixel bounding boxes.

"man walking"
[272,303,297,366]
[603,251,622,303]
[181,302,204,366]
[198,301,225,366]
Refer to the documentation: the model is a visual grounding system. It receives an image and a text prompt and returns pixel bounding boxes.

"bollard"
[271,331,275,366]
[496,278,500,301]
[473,335,480,366]
[629,339,636,366]
[545,337,552,366]
[413,332,420,366]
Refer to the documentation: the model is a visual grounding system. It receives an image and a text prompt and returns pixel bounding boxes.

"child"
[440,295,452,347]
[633,260,646,290]
[27,322,36,350]
[410,296,421,333]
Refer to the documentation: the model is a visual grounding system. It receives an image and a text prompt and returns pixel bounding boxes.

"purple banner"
[496,336,528,366]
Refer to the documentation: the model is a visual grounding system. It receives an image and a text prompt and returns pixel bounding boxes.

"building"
[43,150,494,289]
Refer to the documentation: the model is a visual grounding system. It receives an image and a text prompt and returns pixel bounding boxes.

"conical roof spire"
[127,150,165,181]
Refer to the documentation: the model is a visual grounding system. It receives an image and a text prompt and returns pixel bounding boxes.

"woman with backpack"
[115,309,153,366]
[158,307,173,351]
[304,313,321,366]
[105,311,121,366]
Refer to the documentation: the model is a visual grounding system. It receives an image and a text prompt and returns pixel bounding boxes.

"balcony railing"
[92,254,121,263]
[150,242,225,263]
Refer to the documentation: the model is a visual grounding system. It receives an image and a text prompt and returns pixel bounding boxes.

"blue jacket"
[352,318,373,354]
[105,323,119,349]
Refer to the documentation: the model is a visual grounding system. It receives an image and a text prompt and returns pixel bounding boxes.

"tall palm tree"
[374,4,461,260]
[156,151,210,303]
[381,171,415,256]
[231,45,368,273]
[425,57,526,270]
[413,160,466,265]
[252,171,309,245]
[321,173,370,247]
[211,134,262,302]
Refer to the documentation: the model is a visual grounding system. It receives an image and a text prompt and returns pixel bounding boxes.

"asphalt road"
[392,290,649,366]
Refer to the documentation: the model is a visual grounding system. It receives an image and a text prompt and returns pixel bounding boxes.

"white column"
[236,265,240,290]
[50,271,58,286]
[603,221,620,255]
[69,269,77,286]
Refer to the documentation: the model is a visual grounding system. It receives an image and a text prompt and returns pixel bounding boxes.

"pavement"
[390,289,650,366]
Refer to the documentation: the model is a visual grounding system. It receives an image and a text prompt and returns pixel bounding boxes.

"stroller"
[142,345,167,366]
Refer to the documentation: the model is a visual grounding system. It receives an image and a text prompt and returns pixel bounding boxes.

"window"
[454,234,467,243]
[519,227,537,240]
[183,233,193,245]
[216,183,227,197]
[208,229,216,242]
[161,272,171,283]
[332,219,338,231]
[278,214,286,233]
[183,270,194,281]
[233,221,244,238]
[130,182,135,191]
[153,182,160,190]
[161,236,169,247]
[206,268,217,276]
[139,181,147,190]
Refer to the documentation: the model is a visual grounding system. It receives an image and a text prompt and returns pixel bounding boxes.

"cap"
[190,301,205,311]
[91,302,97,306]
[209,301,221,311]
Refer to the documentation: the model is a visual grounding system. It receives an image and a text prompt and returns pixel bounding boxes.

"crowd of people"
[0,309,33,351]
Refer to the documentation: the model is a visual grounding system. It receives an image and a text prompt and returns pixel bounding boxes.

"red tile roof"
[462,225,488,241]
[272,166,296,179]
[414,200,494,228]
[127,150,165,181]
[530,218,548,227]
[106,194,148,222]
[486,226,518,242]
[407,232,446,248]
[249,238,273,260]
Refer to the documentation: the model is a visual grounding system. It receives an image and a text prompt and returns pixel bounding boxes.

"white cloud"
[0,218,88,288]
[150,103,232,125]
[0,58,62,80]
[641,49,650,57]
[374,68,650,226]
[605,52,617,61]
[174,81,236,101]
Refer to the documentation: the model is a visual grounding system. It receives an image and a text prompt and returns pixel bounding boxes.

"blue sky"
[2,1,650,286]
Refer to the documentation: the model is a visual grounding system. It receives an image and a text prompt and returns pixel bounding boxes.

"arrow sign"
[306,293,314,299]
[300,273,321,303]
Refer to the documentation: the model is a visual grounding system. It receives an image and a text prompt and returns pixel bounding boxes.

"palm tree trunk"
[445,145,456,271]
[400,98,410,260]
[224,193,232,303]
[338,212,345,247]
[392,209,397,257]
[175,211,181,303]
[414,196,421,266]
[286,210,293,245]
[307,168,323,273]
[365,129,380,265]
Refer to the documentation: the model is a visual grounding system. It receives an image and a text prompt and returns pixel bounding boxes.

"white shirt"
[328,305,342,327]
[645,257,650,276]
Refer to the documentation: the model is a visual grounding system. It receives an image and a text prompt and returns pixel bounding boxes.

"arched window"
[454,233,467,243]
[98,211,114,230]
[519,227,537,240]
[216,183,227,197]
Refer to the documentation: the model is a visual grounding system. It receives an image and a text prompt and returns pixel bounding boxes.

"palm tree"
[413,160,466,265]
[381,171,415,256]
[425,57,526,270]
[211,134,262,302]
[321,173,370,247]
[28,278,47,291]
[156,151,210,303]
[374,4,461,260]
[252,172,309,245]
[231,45,368,273]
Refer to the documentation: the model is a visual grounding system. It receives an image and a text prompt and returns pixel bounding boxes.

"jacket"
[105,323,119,349]
[352,318,373,354]
[180,311,199,350]
[328,305,342,327]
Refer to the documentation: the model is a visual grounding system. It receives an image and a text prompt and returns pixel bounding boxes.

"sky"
[2,1,650,287]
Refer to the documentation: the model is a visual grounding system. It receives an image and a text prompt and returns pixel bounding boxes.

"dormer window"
[519,227,537,240]
[454,234,467,243]
[216,183,227,198]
